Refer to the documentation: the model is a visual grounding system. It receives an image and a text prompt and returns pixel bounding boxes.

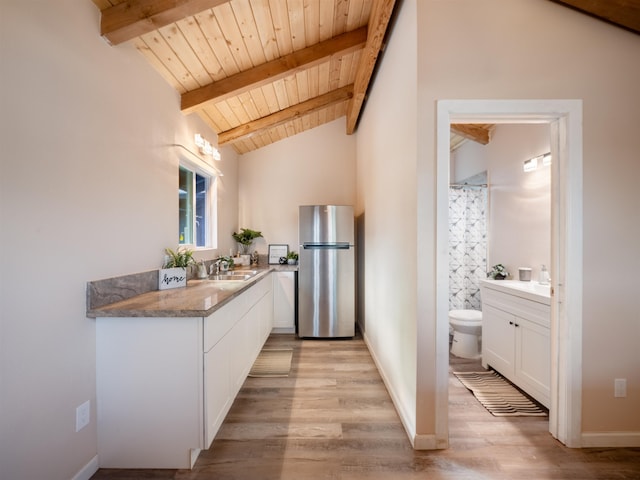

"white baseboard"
[271,327,295,334]
[361,330,424,449]
[71,455,99,480]
[413,433,438,450]
[581,431,640,447]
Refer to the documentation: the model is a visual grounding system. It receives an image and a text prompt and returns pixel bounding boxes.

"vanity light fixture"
[194,133,221,161]
[523,152,551,172]
[523,156,538,172]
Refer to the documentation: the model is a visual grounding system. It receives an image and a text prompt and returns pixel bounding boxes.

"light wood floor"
[92,333,640,479]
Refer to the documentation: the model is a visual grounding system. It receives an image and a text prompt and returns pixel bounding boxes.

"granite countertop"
[87,264,298,319]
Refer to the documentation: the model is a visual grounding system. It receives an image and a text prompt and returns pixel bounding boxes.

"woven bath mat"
[248,349,293,377]
[453,370,548,417]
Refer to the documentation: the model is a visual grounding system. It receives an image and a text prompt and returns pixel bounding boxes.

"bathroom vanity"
[480,279,551,408]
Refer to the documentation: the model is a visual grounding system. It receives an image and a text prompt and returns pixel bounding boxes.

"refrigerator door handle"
[302,242,351,249]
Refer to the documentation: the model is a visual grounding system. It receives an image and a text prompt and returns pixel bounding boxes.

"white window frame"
[178,153,218,250]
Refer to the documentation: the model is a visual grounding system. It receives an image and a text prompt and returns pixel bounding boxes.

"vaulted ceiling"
[91,0,639,154]
[92,0,396,154]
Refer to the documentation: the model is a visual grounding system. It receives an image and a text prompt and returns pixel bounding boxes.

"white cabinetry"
[481,282,550,408]
[272,271,296,332]
[203,274,273,446]
[97,275,273,469]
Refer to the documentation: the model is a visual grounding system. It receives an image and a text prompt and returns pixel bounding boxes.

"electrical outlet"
[76,400,90,432]
[614,378,627,398]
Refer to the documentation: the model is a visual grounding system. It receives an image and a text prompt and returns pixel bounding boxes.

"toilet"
[449,309,483,359]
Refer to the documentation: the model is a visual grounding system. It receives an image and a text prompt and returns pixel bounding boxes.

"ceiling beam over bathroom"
[451,124,493,145]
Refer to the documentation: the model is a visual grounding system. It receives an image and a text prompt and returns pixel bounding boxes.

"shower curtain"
[449,186,487,311]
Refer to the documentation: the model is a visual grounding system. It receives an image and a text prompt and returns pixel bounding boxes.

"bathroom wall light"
[523,152,551,172]
[523,156,538,172]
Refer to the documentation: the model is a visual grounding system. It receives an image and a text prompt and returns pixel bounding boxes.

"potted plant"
[159,247,195,290]
[487,263,509,280]
[218,255,235,272]
[232,228,263,254]
[286,251,299,265]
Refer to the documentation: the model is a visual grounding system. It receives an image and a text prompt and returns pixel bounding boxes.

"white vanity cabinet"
[272,271,296,333]
[96,275,273,469]
[481,281,551,408]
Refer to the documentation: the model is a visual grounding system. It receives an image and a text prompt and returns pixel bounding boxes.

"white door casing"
[435,99,583,448]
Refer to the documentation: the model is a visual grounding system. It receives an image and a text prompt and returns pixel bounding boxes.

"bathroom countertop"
[480,279,551,305]
[87,264,298,318]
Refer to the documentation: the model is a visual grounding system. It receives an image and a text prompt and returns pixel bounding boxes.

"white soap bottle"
[539,265,550,285]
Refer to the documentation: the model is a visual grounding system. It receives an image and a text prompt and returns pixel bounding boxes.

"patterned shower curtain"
[449,186,487,311]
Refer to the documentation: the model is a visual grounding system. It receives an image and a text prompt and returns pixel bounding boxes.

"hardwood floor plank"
[92,333,640,480]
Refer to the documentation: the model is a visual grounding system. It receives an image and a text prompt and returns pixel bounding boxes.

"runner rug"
[453,370,548,417]
[248,348,293,377]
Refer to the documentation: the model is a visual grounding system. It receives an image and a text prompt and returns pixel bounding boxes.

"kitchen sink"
[208,270,259,282]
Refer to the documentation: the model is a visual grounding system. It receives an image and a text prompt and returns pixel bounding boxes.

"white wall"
[0,2,238,478]
[415,0,640,438]
[356,0,420,443]
[455,124,551,280]
[238,118,356,255]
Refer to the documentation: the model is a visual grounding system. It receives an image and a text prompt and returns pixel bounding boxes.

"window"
[178,162,217,249]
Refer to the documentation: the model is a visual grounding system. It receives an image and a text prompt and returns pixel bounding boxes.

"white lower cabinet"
[481,286,551,408]
[97,275,273,469]
[272,271,296,332]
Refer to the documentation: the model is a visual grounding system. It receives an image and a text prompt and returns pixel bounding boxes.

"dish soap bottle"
[539,265,550,285]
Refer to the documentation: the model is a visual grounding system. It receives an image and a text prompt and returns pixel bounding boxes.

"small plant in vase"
[218,256,235,272]
[487,263,509,280]
[160,247,195,290]
[286,251,299,265]
[232,228,263,255]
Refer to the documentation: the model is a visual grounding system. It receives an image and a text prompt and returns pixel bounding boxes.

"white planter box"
[158,267,187,290]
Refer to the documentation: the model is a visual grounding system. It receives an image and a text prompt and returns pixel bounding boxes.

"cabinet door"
[482,304,516,379]
[204,335,231,448]
[259,281,274,342]
[515,317,551,408]
[273,271,295,330]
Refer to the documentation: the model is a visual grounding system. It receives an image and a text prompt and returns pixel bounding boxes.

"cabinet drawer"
[204,295,244,352]
[482,288,550,328]
[203,275,272,352]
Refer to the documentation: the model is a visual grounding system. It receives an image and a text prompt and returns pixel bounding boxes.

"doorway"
[435,100,583,448]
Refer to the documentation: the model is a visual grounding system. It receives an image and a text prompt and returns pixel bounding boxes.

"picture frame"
[268,244,289,264]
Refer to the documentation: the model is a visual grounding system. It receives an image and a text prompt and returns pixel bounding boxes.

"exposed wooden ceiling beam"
[181,27,367,115]
[345,0,397,135]
[451,124,492,145]
[551,0,640,35]
[218,85,354,146]
[100,0,231,45]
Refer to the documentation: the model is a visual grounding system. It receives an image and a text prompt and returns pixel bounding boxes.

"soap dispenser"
[539,265,550,285]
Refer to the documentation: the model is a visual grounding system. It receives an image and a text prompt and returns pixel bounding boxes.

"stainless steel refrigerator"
[298,205,355,338]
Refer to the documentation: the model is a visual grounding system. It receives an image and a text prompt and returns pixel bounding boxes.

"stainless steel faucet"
[210,259,221,275]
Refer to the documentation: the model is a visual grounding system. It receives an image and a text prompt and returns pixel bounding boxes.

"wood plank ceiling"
[91,0,638,154]
[92,0,396,154]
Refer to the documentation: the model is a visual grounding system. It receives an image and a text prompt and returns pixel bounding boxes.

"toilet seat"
[449,309,482,322]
